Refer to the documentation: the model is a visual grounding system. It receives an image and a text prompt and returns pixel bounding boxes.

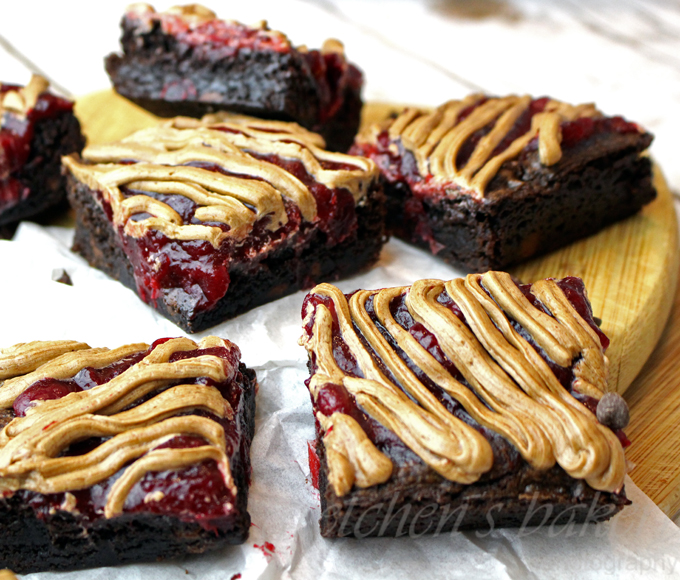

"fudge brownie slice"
[299,272,630,537]
[351,95,656,271]
[0,75,85,235]
[63,113,385,333]
[0,336,256,573]
[105,4,364,152]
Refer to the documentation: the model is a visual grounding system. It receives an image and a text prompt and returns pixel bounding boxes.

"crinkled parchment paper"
[2,222,679,580]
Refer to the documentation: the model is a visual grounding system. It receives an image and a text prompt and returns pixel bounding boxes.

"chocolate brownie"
[0,336,256,573]
[299,272,630,537]
[351,95,656,271]
[0,75,85,236]
[63,113,385,333]
[105,4,364,152]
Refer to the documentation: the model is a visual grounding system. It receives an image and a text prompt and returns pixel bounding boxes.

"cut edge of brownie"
[0,109,84,230]
[0,361,257,574]
[384,143,655,272]
[67,174,386,333]
[314,435,628,538]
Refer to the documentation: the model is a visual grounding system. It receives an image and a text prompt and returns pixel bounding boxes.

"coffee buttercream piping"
[372,284,553,469]
[367,95,607,197]
[63,116,377,248]
[304,303,394,492]
[0,336,241,518]
[302,284,495,493]
[0,343,148,409]
[0,341,90,381]
[161,117,377,200]
[318,411,392,496]
[442,275,624,491]
[302,273,626,495]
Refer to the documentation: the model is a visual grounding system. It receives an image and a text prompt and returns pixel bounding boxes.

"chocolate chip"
[596,392,629,431]
[592,316,602,327]
[51,268,73,286]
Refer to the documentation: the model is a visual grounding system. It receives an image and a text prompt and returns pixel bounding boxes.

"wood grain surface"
[75,91,680,518]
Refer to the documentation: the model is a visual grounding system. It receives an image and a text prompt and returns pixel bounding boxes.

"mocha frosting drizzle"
[360,95,601,197]
[62,113,377,249]
[0,336,239,518]
[300,272,626,497]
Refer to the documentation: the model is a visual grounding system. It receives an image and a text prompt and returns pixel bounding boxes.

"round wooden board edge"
[75,93,680,395]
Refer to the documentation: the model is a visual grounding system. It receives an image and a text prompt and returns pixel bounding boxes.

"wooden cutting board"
[74,90,680,518]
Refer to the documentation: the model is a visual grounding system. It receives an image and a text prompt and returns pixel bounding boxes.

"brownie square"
[0,336,256,573]
[105,4,364,152]
[0,75,85,236]
[63,112,385,333]
[300,272,630,537]
[350,95,656,271]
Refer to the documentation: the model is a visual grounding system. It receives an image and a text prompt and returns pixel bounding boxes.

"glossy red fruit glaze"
[13,378,83,417]
[316,383,355,417]
[555,277,609,349]
[114,149,357,315]
[307,441,320,489]
[15,340,246,529]
[0,85,73,210]
[248,153,357,246]
[123,435,234,522]
[390,290,463,382]
[302,49,363,123]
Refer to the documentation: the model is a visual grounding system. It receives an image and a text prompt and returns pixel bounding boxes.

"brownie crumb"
[51,268,73,286]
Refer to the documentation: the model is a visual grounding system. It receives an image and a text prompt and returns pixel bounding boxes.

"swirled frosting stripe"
[63,113,377,249]
[301,272,626,496]
[361,95,605,197]
[0,336,242,518]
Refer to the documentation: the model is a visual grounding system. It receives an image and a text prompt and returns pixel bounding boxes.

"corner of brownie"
[0,336,256,573]
[62,112,386,333]
[351,95,656,271]
[299,272,631,538]
[0,75,85,231]
[105,4,364,151]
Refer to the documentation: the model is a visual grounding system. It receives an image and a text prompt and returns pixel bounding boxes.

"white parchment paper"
[2,222,680,580]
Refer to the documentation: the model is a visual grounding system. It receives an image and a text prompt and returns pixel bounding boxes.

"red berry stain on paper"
[307,441,320,489]
[230,574,242,580]
[253,542,276,561]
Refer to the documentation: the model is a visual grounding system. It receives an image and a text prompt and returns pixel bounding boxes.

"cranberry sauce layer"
[0,83,74,212]
[350,95,643,202]
[0,337,250,531]
[302,274,627,485]
[115,154,355,313]
[64,116,375,317]
[301,49,363,125]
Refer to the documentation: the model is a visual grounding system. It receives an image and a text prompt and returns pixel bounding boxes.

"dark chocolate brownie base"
[0,364,256,574]
[385,134,655,272]
[105,23,361,152]
[67,176,386,333]
[315,436,628,538]
[0,111,84,228]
